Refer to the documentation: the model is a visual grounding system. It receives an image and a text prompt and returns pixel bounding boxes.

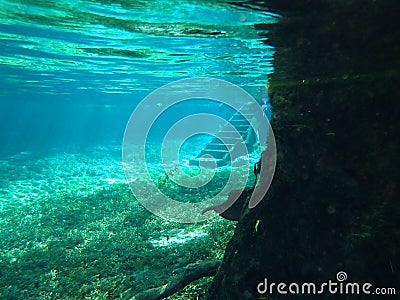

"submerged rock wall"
[208,0,399,299]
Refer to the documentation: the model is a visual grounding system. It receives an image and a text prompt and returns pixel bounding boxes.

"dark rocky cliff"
[207,0,400,299]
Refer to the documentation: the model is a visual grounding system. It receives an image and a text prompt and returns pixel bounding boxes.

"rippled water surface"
[0,0,277,153]
[0,0,277,96]
[0,2,278,298]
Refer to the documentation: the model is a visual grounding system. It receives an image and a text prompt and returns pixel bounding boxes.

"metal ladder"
[189,106,256,167]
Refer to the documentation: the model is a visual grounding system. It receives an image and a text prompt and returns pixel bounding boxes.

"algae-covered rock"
[208,0,400,299]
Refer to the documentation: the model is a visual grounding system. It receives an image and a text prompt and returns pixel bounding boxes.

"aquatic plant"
[0,146,235,299]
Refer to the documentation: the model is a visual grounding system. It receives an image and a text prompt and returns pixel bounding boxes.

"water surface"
[0,1,277,298]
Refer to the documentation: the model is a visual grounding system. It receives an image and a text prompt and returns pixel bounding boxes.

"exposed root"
[130,260,221,300]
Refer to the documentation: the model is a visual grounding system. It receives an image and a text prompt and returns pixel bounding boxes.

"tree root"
[130,260,221,300]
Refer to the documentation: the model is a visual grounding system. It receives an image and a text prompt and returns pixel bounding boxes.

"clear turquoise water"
[0,0,277,155]
[0,1,277,298]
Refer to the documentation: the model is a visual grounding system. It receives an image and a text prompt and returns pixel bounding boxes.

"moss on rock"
[208,1,400,299]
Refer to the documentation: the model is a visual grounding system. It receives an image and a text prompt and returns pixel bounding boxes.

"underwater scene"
[1,0,399,299]
[0,0,278,298]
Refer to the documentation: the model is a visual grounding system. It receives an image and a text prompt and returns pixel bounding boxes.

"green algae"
[78,47,152,58]
[0,147,235,299]
[208,0,400,298]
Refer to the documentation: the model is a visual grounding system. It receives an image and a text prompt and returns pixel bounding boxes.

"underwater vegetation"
[3,0,398,298]
[0,0,278,296]
[0,147,236,299]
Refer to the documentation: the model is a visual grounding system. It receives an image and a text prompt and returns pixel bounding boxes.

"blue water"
[0,1,278,298]
[0,0,277,156]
